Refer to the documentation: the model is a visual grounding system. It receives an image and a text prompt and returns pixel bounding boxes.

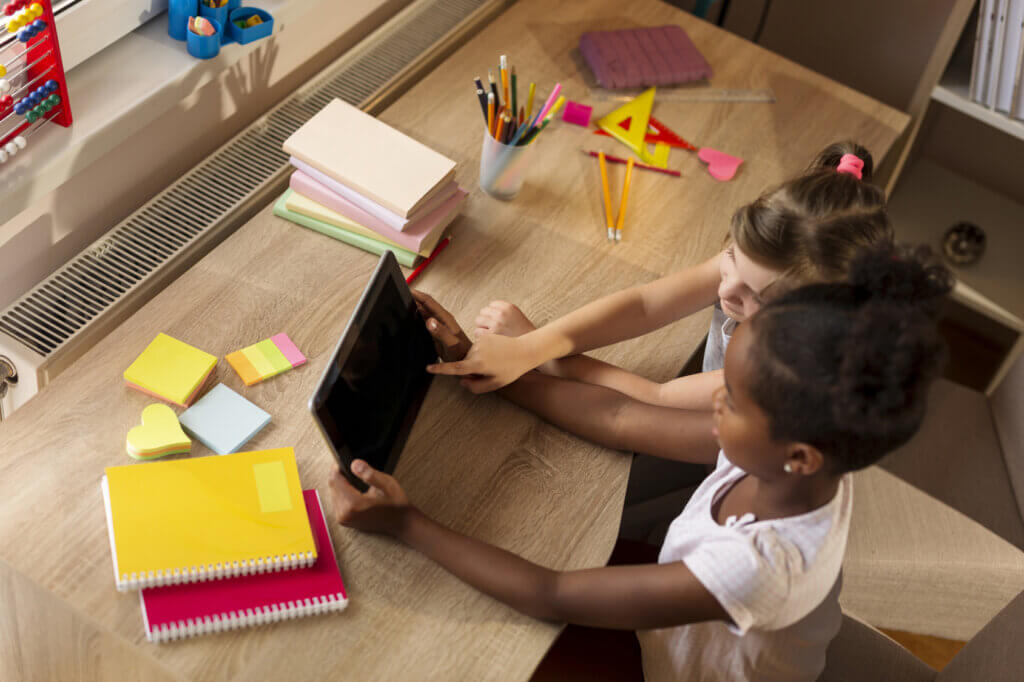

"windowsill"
[0,0,318,231]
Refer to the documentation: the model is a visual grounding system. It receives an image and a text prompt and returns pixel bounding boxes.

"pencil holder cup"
[187,18,222,59]
[479,130,537,200]
[198,2,230,32]
[168,0,198,41]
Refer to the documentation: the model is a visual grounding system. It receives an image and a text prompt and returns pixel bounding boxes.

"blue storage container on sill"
[227,8,273,45]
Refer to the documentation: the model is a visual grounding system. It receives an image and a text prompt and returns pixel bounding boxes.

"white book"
[973,0,997,102]
[282,98,457,219]
[985,0,1010,108]
[1011,20,1024,118]
[996,0,1024,111]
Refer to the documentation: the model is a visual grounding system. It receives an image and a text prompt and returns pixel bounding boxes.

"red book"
[140,490,347,642]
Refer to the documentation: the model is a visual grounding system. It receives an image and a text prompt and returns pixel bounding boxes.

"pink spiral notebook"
[140,490,347,643]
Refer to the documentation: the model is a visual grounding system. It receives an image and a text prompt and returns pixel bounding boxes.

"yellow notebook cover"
[123,333,217,407]
[102,448,316,590]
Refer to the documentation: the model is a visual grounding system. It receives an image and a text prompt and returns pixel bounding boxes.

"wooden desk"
[0,1,907,679]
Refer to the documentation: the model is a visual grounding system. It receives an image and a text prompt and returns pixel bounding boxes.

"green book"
[273,190,419,267]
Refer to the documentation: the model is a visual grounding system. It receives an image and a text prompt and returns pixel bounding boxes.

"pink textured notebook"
[140,490,347,643]
[290,170,466,254]
[579,25,712,89]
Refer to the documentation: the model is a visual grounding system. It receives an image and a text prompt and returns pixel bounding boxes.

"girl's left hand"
[328,460,412,537]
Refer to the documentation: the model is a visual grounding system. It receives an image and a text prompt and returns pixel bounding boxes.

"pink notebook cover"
[579,25,712,89]
[290,157,459,232]
[140,490,347,643]
[290,170,467,253]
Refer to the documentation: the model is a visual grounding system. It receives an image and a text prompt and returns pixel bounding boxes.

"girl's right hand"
[475,300,537,337]
[329,460,412,538]
[427,332,542,393]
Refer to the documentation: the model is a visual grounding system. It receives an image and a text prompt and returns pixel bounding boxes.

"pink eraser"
[271,333,307,368]
[561,101,593,127]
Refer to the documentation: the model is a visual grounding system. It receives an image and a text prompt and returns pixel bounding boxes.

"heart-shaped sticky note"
[697,147,743,182]
[126,403,191,460]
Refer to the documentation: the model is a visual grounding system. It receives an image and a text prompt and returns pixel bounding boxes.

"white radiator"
[0,0,510,420]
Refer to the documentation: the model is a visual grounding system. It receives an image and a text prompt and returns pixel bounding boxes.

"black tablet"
[309,251,437,491]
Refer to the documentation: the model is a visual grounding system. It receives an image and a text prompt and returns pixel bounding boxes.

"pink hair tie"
[836,153,864,180]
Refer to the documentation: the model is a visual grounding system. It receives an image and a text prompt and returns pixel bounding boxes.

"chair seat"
[841,466,1024,641]
[881,378,1024,549]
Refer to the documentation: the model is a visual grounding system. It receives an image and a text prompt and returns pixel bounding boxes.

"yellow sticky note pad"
[253,461,293,513]
[124,333,217,407]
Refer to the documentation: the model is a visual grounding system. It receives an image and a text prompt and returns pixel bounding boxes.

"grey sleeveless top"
[702,303,738,373]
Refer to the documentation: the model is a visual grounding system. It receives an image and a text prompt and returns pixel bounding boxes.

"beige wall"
[672,0,960,112]
[0,0,408,310]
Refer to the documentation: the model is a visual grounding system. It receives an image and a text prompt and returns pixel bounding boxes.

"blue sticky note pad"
[178,383,271,455]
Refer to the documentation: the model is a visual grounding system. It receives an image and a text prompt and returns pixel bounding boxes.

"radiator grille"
[1,0,501,358]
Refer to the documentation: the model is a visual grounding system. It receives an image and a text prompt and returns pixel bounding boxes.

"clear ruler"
[588,87,776,103]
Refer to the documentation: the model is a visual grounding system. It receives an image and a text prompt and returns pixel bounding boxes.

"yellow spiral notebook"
[102,448,317,591]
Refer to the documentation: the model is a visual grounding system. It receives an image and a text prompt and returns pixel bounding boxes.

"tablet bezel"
[308,251,436,491]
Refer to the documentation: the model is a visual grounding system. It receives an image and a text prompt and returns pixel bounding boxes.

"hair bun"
[847,244,953,318]
[809,141,875,183]
[832,300,945,431]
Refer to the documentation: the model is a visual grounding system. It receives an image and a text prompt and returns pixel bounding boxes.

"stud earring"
[783,463,794,473]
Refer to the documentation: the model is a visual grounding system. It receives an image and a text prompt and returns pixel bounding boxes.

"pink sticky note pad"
[271,333,307,368]
[697,147,743,182]
[561,101,592,127]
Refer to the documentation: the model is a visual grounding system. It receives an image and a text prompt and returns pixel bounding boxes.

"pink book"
[140,490,347,643]
[290,170,466,254]
[290,157,459,232]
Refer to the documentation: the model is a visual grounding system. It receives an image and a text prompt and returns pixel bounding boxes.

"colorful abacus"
[0,0,71,165]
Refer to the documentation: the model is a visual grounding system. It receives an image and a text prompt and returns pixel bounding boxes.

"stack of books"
[102,448,348,642]
[276,98,466,267]
[970,0,1024,119]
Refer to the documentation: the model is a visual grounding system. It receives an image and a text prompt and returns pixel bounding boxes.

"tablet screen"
[312,263,436,483]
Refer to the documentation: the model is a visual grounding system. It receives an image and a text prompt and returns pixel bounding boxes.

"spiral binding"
[116,551,317,591]
[145,592,348,643]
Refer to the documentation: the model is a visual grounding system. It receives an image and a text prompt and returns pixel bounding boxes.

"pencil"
[598,152,615,242]
[615,158,635,242]
[488,71,500,108]
[519,105,525,127]
[474,77,488,120]
[583,150,681,177]
[526,82,536,120]
[495,112,506,142]
[487,92,495,137]
[406,237,452,285]
[511,66,518,118]
[500,55,509,110]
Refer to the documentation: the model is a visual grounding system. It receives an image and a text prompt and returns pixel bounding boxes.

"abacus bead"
[17,28,28,41]
[0,95,11,107]
[26,110,37,122]
[0,65,5,77]
[48,94,58,105]
[31,18,42,29]
[4,5,13,16]
[14,135,25,148]
[6,20,16,32]
[50,94,60,104]
[5,142,16,155]
[0,79,10,93]
[45,79,57,91]
[29,3,40,16]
